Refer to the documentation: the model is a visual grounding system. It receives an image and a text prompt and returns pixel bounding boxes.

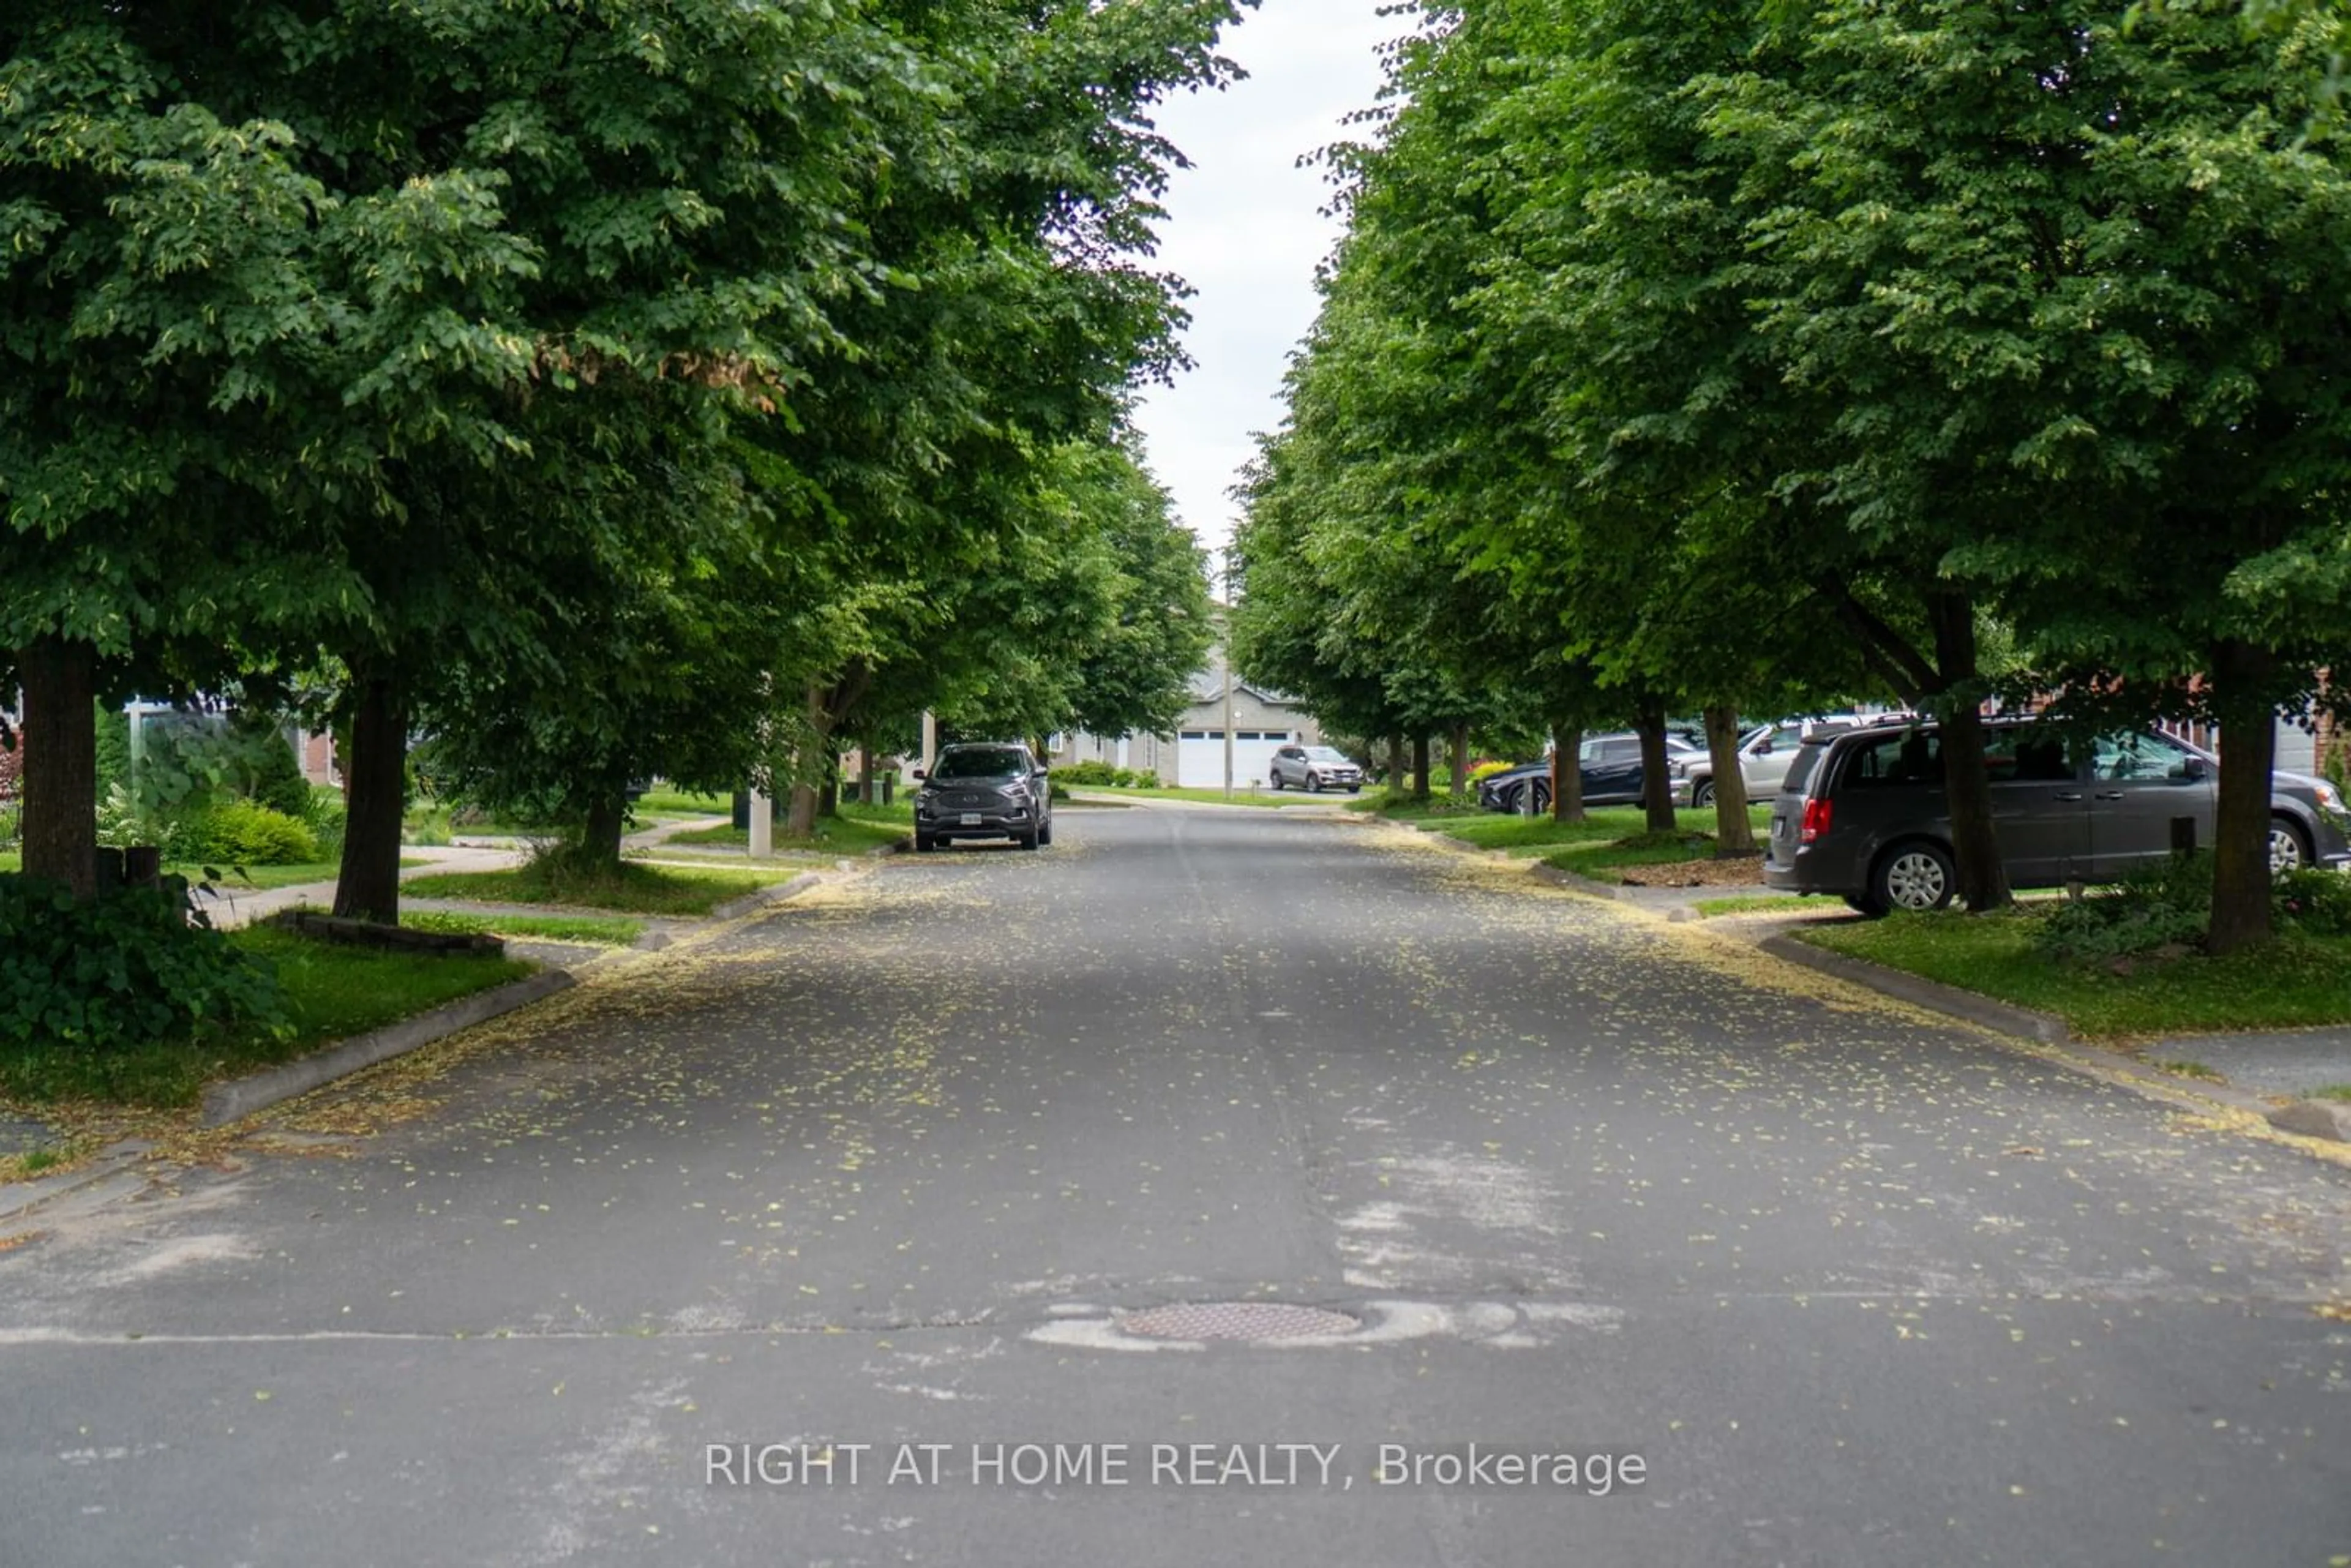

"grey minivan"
[1764,719,2350,913]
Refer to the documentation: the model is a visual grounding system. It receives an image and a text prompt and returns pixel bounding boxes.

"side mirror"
[2180,755,2208,781]
[1753,740,1773,756]
[911,768,927,781]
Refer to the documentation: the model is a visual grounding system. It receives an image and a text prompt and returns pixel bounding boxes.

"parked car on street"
[913,742,1053,852]
[1268,744,1364,793]
[1763,719,2350,913]
[1671,713,1911,807]
[1477,732,1706,814]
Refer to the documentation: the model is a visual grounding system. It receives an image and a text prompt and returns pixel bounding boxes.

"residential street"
[4,805,2347,1567]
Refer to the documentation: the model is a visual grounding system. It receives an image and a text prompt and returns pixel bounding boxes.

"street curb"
[2267,1099,2351,1143]
[708,871,823,922]
[1759,934,2074,1045]
[199,970,577,1128]
[1755,932,2351,1146]
[1527,860,1632,901]
[0,1141,154,1228]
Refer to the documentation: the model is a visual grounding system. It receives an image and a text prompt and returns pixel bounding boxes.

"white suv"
[1673,713,1911,807]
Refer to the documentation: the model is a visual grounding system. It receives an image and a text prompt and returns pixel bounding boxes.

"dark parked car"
[1268,744,1363,793]
[1763,718,2350,913]
[1478,732,1704,814]
[913,743,1053,852]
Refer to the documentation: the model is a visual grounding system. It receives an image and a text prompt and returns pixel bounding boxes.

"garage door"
[1176,730,1294,789]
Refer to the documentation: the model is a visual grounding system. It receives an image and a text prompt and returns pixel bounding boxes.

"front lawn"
[1693,894,1813,918]
[398,860,809,916]
[0,928,531,1108]
[0,857,418,891]
[400,910,645,947]
[666,811,909,855]
[1798,908,2351,1040]
[632,787,730,816]
[1440,804,1768,853]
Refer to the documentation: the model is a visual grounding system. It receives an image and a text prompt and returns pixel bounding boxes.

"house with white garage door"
[1052,634,1324,789]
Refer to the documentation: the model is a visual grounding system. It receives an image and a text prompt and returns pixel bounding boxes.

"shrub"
[0,875,287,1054]
[1054,760,1125,786]
[1467,759,1520,786]
[2276,868,2351,937]
[188,798,320,865]
[0,802,19,850]
[235,715,314,820]
[300,784,348,860]
[2033,853,2213,964]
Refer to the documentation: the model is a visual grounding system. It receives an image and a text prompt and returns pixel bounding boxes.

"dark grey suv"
[1764,719,2350,913]
[913,743,1052,852]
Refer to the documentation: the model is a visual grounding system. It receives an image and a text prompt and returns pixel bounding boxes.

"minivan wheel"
[2270,817,2311,875]
[1873,841,1956,913]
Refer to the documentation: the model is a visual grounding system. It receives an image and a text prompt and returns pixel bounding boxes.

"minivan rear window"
[1839,730,1944,788]
[1781,742,1829,796]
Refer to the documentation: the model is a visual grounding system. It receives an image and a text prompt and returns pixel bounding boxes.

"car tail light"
[1799,798,1832,844]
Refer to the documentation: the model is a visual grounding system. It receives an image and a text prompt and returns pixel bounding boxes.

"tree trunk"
[857,743,874,806]
[786,782,819,836]
[1411,735,1431,803]
[1635,696,1675,833]
[1703,704,1756,856]
[818,745,839,819]
[1927,593,2010,913]
[1388,733,1406,792]
[18,636,97,900]
[580,788,626,874]
[1447,723,1470,801]
[333,675,408,923]
[2207,640,2279,956]
[1550,723,1584,823]
[786,680,831,837]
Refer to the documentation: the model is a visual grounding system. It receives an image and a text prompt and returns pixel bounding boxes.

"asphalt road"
[4,805,2348,1567]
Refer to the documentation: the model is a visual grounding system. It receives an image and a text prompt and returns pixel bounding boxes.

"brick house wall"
[0,727,19,806]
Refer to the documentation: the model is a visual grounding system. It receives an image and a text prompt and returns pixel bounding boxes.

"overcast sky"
[1128,0,1409,570]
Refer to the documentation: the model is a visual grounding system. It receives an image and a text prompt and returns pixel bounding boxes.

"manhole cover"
[1118,1302,1360,1342]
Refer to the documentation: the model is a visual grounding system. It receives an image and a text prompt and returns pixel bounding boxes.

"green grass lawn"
[1438,804,1768,852]
[633,787,730,816]
[0,928,532,1108]
[0,856,421,890]
[1798,908,2351,1040]
[400,910,645,947]
[399,860,810,915]
[665,811,909,855]
[1350,790,1484,820]
[1693,894,1813,918]
[1542,831,1757,875]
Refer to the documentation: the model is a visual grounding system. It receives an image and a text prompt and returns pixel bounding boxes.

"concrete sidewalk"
[195,844,527,930]
[2153,1026,2351,1099]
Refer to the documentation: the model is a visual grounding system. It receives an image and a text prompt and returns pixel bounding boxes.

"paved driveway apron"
[4,810,2347,1566]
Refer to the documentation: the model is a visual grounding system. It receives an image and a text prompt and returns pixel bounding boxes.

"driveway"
[2,806,2345,1565]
